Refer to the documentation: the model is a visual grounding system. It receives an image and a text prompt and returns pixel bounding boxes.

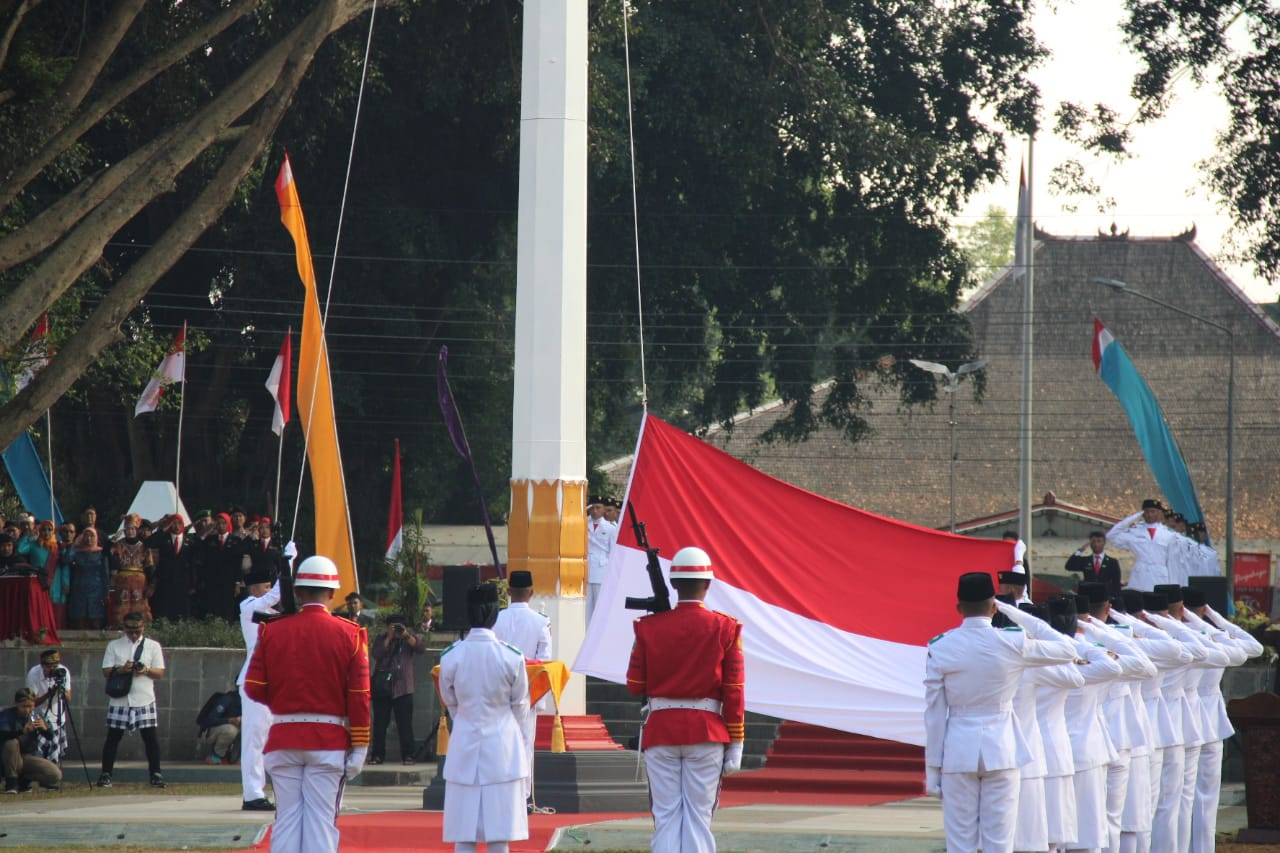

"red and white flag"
[134,325,186,417]
[265,329,292,436]
[15,313,50,392]
[573,414,1014,746]
[385,438,403,565]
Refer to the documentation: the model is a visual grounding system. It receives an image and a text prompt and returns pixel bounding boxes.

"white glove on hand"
[283,540,298,568]
[926,766,942,799]
[345,746,367,781]
[722,742,744,775]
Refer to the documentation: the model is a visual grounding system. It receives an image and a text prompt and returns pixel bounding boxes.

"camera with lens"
[50,666,67,687]
[393,624,406,635]
[132,661,146,672]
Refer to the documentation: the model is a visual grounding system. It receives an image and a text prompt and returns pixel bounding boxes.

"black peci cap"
[1142,591,1169,612]
[1153,583,1183,604]
[1121,589,1146,614]
[997,570,1028,586]
[1078,582,1109,605]
[958,572,995,602]
[1181,587,1207,608]
[508,570,533,589]
[1047,595,1078,636]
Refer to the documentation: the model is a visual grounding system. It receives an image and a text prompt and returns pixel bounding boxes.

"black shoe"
[39,782,60,791]
[15,780,32,793]
[242,797,275,811]
[95,773,112,788]
[149,773,165,789]
[3,778,17,794]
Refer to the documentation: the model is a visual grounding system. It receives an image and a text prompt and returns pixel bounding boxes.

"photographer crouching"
[24,648,70,765]
[1,688,62,792]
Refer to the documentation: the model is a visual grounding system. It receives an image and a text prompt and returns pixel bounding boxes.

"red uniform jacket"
[244,603,371,752]
[626,600,745,748]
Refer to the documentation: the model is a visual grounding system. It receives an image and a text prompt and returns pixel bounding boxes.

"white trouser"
[644,742,724,853]
[1044,774,1079,848]
[941,765,1020,853]
[1068,764,1108,851]
[586,583,602,623]
[239,684,272,801]
[1014,773,1048,853]
[263,749,344,853]
[1150,744,1184,853]
[1178,743,1202,851]
[1122,750,1152,833]
[1190,739,1223,853]
[1104,751,1130,852]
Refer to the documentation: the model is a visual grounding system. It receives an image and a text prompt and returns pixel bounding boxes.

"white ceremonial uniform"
[924,603,1078,853]
[1187,608,1260,852]
[493,600,554,717]
[585,517,617,621]
[238,581,281,803]
[1106,513,1175,591]
[439,627,533,846]
[1035,661,1089,849]
[1016,658,1084,852]
[1149,612,1233,852]
[1063,638,1123,853]
[1195,542,1221,577]
[1078,619,1156,853]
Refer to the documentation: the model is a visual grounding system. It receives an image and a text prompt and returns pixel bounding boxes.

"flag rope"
[620,1,649,412]
[286,1,380,574]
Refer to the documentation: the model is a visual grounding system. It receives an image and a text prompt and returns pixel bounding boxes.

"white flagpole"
[45,410,54,522]
[174,321,187,514]
[274,430,284,522]
[1018,138,1035,558]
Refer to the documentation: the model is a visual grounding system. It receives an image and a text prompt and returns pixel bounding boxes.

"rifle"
[251,532,297,624]
[623,502,671,614]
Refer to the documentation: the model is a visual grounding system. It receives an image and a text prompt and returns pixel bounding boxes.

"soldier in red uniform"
[626,546,746,853]
[243,556,370,853]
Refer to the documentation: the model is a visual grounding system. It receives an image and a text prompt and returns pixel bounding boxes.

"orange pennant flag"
[275,154,358,598]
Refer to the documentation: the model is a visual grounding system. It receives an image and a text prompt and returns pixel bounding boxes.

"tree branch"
[55,0,147,114]
[0,0,356,448]
[0,0,261,210]
[0,0,42,77]
[0,0,371,356]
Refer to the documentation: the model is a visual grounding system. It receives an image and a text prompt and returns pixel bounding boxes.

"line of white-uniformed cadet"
[929,587,1262,853]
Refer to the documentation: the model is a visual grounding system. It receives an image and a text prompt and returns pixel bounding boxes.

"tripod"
[42,681,92,789]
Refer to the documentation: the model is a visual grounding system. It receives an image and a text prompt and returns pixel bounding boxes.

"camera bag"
[104,639,146,698]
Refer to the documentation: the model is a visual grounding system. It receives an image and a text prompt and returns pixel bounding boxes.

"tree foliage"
[0,0,1046,582]
[1052,0,1280,279]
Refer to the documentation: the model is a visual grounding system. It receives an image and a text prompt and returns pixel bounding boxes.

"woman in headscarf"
[68,528,109,629]
[108,514,153,627]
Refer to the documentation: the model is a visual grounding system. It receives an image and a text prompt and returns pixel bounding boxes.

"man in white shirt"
[924,572,1079,853]
[585,496,617,622]
[24,648,71,764]
[1107,499,1176,591]
[238,568,281,811]
[493,571,552,661]
[97,612,166,789]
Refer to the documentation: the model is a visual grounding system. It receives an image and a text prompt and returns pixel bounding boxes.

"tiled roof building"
[668,229,1280,547]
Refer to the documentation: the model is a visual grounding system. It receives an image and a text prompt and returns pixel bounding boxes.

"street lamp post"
[1093,277,1236,595]
[909,359,987,533]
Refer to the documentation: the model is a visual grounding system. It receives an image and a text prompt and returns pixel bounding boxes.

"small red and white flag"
[134,325,186,417]
[265,329,292,436]
[574,414,1014,746]
[15,313,50,392]
[385,438,404,565]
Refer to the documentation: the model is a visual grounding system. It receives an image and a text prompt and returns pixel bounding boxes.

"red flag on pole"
[15,314,49,392]
[265,329,292,436]
[385,438,403,565]
[135,326,186,416]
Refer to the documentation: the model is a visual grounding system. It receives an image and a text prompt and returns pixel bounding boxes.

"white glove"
[345,746,367,780]
[283,540,298,567]
[722,742,744,774]
[926,766,942,798]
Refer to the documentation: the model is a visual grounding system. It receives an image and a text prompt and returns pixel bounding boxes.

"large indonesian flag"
[135,326,186,416]
[573,414,1013,746]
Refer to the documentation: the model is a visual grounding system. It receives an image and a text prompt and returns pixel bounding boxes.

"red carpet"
[721,722,925,802]
[251,809,646,852]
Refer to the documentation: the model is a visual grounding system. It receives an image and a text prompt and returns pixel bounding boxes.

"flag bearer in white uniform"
[1184,593,1260,852]
[493,571,552,662]
[1106,500,1175,591]
[439,583,533,853]
[999,600,1086,853]
[1074,584,1156,853]
[238,567,281,811]
[925,573,1078,853]
[585,496,617,622]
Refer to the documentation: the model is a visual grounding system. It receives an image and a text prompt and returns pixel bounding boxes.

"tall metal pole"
[949,392,957,533]
[1093,277,1235,596]
[1018,139,1035,552]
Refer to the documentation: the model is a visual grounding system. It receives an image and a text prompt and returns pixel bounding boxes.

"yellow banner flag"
[274,155,358,598]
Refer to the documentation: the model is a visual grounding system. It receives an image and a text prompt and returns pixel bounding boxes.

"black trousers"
[370,693,415,761]
[101,726,161,775]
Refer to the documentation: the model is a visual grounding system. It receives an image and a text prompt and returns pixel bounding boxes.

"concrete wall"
[1,646,442,766]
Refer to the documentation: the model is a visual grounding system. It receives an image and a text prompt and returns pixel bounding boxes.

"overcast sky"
[959,0,1270,300]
